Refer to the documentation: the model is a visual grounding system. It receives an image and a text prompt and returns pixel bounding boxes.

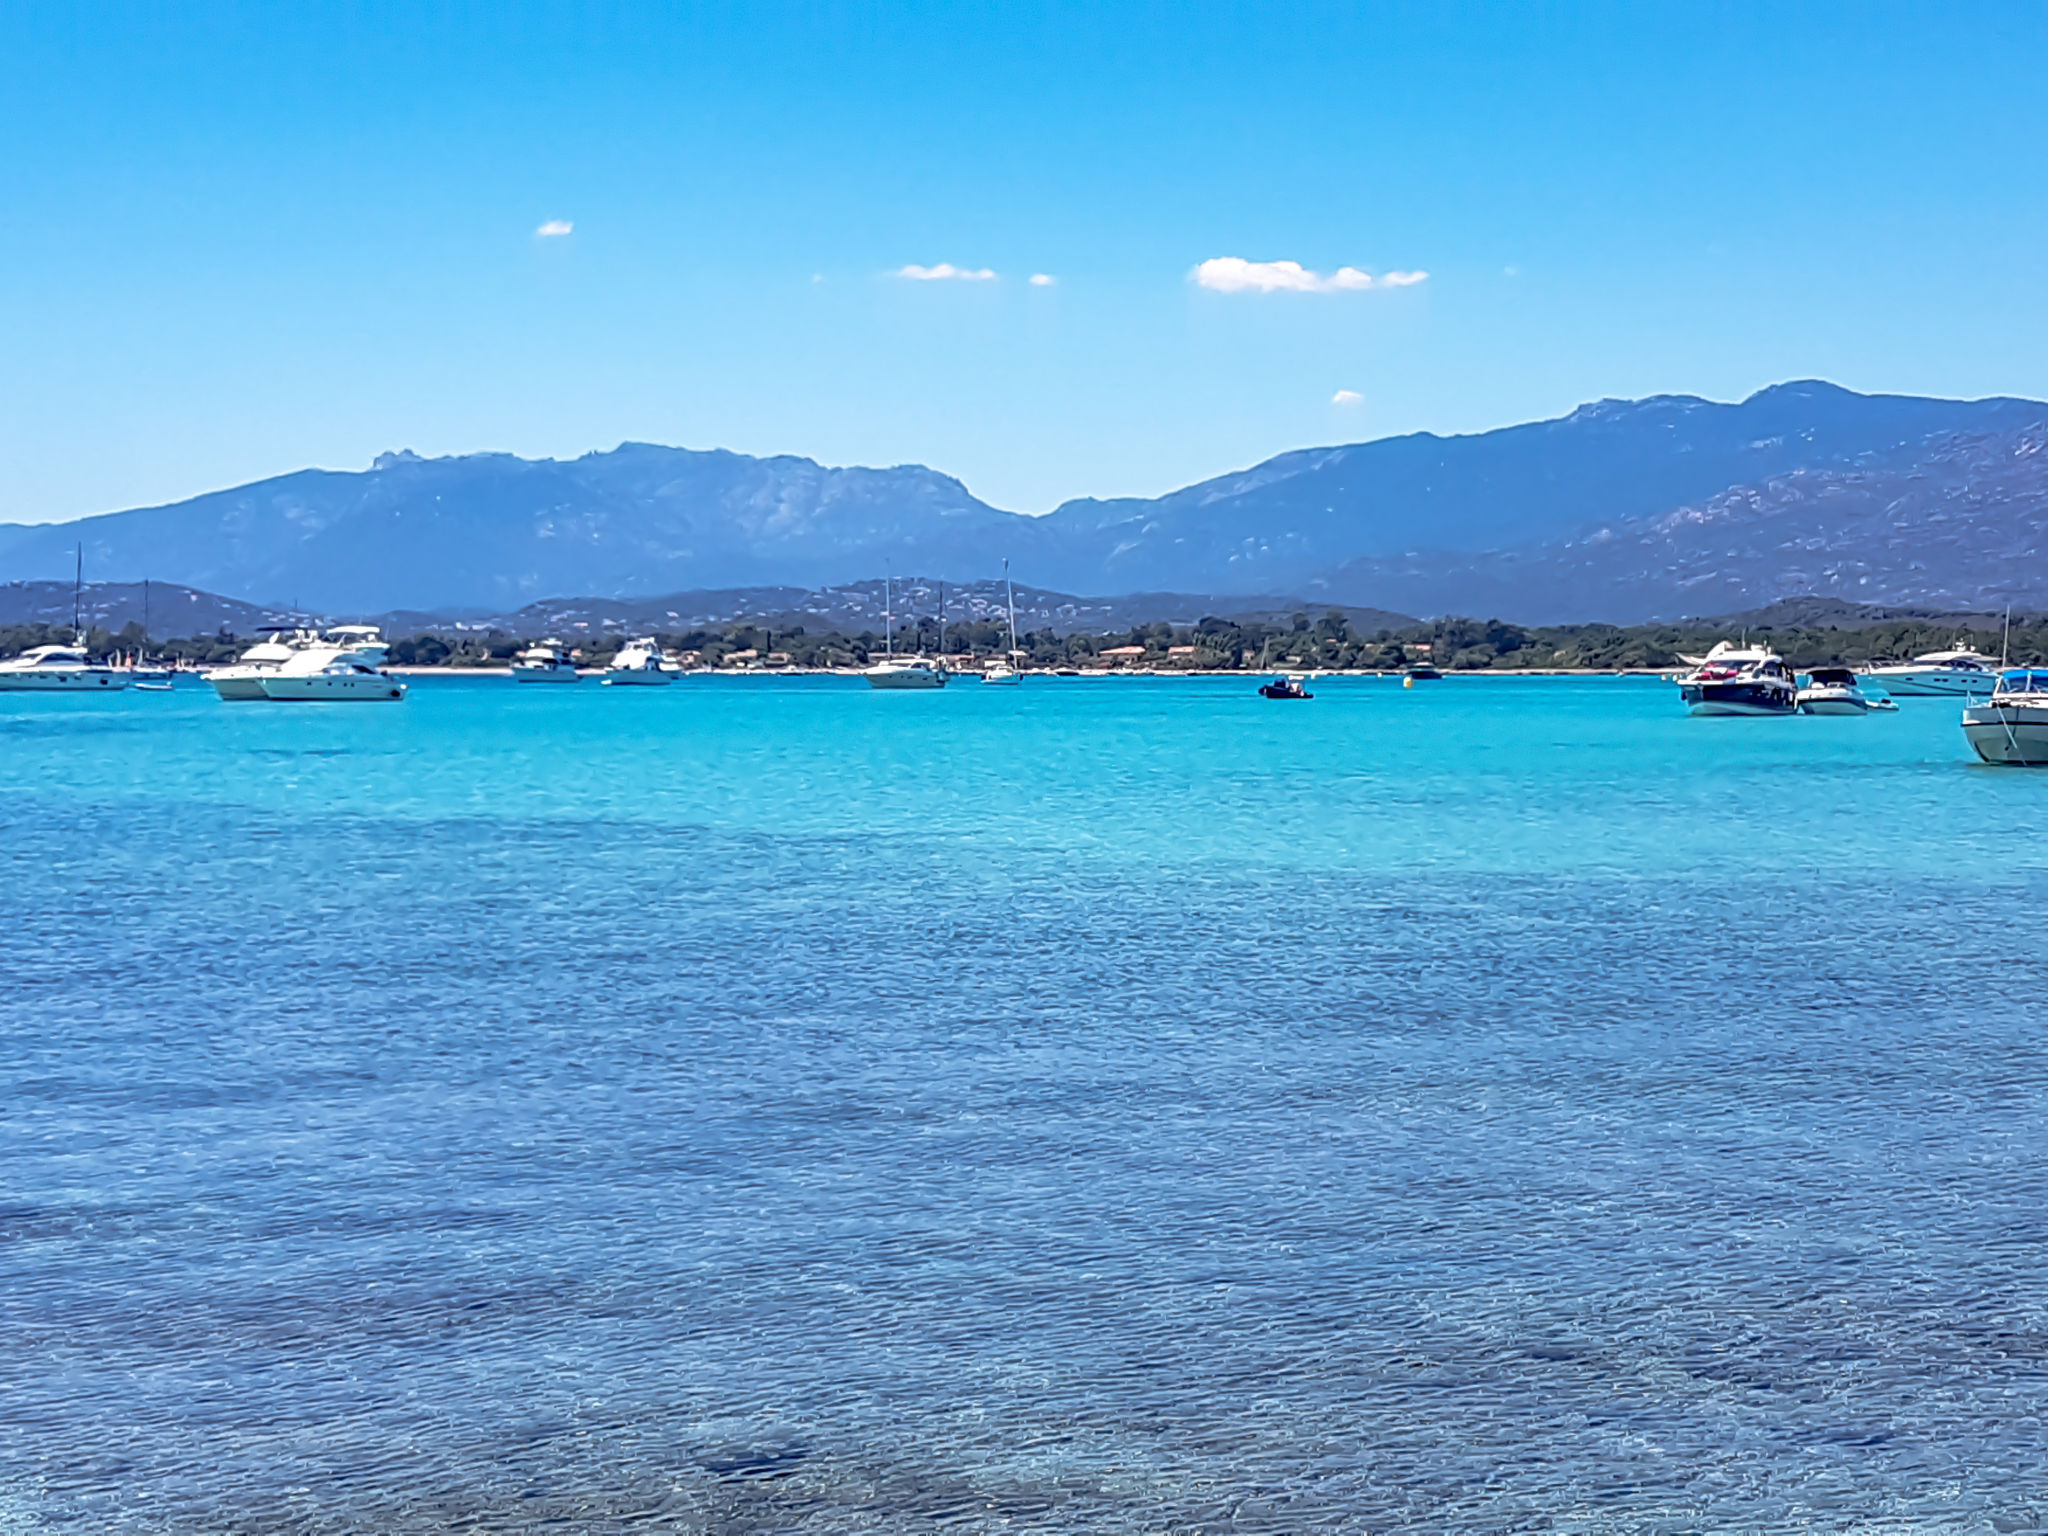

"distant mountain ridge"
[3,381,2043,621]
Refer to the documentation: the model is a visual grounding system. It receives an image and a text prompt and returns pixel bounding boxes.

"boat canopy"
[1996,670,2048,693]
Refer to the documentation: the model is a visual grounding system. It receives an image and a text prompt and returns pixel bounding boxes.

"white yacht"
[204,627,315,700]
[512,641,581,682]
[1864,648,2000,697]
[260,652,408,701]
[603,637,672,686]
[1961,669,2048,765]
[1675,641,1798,716]
[1797,666,1882,715]
[205,626,387,700]
[981,560,1022,685]
[0,643,130,691]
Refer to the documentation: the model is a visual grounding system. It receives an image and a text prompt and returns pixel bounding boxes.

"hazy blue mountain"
[1322,414,2048,623]
[2,381,2042,618]
[1032,380,2048,596]
[0,446,1029,612]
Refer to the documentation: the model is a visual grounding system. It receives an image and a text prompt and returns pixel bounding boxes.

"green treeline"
[7,611,2047,671]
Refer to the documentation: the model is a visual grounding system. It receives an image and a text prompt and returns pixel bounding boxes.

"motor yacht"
[1676,641,1798,715]
[259,652,408,701]
[1797,667,1881,715]
[203,627,314,699]
[0,643,130,691]
[1961,669,2048,764]
[1863,648,2000,697]
[205,626,387,700]
[980,661,1020,685]
[602,637,672,685]
[512,641,581,682]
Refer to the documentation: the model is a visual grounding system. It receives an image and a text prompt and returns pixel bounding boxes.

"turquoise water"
[4,675,2045,1533]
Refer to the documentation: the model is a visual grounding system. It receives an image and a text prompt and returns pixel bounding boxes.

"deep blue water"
[4,674,2046,1533]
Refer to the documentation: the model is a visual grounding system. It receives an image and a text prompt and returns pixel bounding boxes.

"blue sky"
[3,0,2044,523]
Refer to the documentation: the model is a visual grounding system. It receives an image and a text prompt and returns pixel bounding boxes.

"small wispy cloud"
[1332,389,1365,406]
[1192,257,1427,294]
[535,219,574,238]
[896,263,998,281]
[1028,273,1056,287]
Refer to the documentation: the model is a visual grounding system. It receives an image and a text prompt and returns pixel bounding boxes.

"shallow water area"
[3,675,2045,1533]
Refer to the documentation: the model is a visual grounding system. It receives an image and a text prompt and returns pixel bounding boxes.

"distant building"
[1099,645,1147,666]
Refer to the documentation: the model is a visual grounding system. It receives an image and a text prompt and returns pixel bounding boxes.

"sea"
[3,673,2045,1534]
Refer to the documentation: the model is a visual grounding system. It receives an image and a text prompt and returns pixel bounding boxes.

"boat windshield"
[1997,670,2048,693]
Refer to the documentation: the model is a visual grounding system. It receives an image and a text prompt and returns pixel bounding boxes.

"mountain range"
[3,380,2042,622]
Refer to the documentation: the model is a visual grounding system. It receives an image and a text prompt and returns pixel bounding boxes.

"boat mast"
[938,581,945,659]
[72,543,82,642]
[884,572,893,660]
[1004,559,1018,664]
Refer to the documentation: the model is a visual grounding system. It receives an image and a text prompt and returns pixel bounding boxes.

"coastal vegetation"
[8,611,2048,672]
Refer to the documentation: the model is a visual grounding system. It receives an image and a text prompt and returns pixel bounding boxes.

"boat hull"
[205,667,275,700]
[260,675,407,701]
[865,667,947,689]
[1962,708,2048,765]
[601,670,671,686]
[0,669,129,691]
[1864,670,1995,697]
[1797,686,1873,715]
[513,665,581,683]
[1682,681,1797,716]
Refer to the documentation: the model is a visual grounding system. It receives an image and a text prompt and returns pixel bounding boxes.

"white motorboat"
[1676,641,1798,716]
[512,641,581,682]
[0,644,130,691]
[1961,669,2048,764]
[205,625,387,700]
[1864,647,2000,697]
[204,626,316,700]
[1797,666,1880,715]
[981,560,1023,685]
[602,637,672,686]
[259,652,407,701]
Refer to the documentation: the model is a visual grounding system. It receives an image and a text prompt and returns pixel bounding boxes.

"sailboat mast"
[938,582,945,658]
[73,544,82,640]
[884,573,893,660]
[1004,559,1017,661]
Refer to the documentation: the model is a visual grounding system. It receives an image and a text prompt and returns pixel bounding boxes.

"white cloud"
[1028,272,1056,287]
[534,219,574,238]
[895,263,998,281]
[1332,389,1365,406]
[1192,257,1427,294]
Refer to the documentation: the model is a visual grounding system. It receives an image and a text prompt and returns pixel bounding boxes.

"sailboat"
[865,572,947,689]
[982,561,1022,684]
[0,545,130,692]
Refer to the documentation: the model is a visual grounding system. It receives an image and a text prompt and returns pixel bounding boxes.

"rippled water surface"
[4,675,2046,1533]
